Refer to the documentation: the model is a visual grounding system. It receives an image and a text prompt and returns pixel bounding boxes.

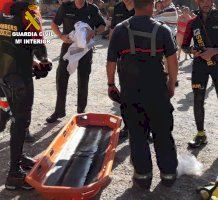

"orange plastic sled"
[26,113,122,200]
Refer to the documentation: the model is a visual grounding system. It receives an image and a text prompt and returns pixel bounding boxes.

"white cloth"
[63,21,95,74]
[154,3,178,36]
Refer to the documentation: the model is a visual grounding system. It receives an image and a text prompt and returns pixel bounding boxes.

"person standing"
[107,0,178,189]
[110,0,134,37]
[154,0,178,38]
[177,6,192,60]
[182,0,218,148]
[0,0,51,189]
[46,0,106,123]
[108,0,134,138]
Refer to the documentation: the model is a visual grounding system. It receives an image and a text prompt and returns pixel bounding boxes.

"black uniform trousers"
[118,57,178,175]
[0,78,33,172]
[192,59,218,131]
[55,44,92,114]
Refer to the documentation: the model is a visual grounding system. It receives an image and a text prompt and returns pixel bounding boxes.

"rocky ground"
[0,20,217,200]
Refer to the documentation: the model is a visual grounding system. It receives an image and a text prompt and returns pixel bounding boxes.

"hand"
[190,47,202,57]
[60,34,73,44]
[167,81,175,98]
[86,29,95,43]
[108,84,121,104]
[196,48,217,61]
[33,59,41,69]
[40,58,52,71]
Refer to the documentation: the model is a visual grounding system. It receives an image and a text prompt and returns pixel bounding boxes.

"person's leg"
[55,58,70,115]
[145,96,178,185]
[188,62,209,148]
[122,101,152,189]
[4,81,33,190]
[119,103,129,140]
[47,45,70,123]
[24,80,35,142]
[77,51,92,113]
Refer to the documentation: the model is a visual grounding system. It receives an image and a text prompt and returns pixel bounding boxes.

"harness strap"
[151,23,160,56]
[122,19,161,56]
[122,20,136,54]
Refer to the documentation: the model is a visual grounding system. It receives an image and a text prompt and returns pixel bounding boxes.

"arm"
[109,6,116,40]
[166,53,178,97]
[86,6,106,40]
[106,26,121,102]
[162,25,178,97]
[93,5,106,33]
[109,28,113,41]
[196,47,218,61]
[51,21,62,38]
[181,18,194,54]
[106,61,116,84]
[51,22,72,43]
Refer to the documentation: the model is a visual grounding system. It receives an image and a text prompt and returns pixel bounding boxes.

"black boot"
[5,166,33,190]
[25,130,35,143]
[160,172,177,187]
[77,107,85,114]
[20,154,36,170]
[188,133,208,148]
[132,171,152,190]
[119,125,129,140]
[46,112,66,123]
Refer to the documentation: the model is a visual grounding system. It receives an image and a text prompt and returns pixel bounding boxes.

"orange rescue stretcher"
[26,113,122,200]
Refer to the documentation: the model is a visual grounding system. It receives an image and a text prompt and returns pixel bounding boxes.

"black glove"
[108,84,121,104]
[33,59,52,79]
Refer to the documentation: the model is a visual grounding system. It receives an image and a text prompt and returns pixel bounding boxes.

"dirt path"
[0,20,217,200]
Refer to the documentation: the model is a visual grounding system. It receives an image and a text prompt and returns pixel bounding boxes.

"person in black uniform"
[110,0,134,36]
[46,0,106,123]
[182,0,218,148]
[0,0,38,143]
[0,0,52,190]
[108,0,134,139]
[107,0,178,189]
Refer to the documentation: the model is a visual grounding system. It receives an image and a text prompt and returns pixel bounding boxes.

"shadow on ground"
[115,158,218,200]
[177,84,214,112]
[0,122,63,200]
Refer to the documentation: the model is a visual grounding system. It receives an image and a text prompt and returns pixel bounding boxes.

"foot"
[5,167,33,190]
[160,172,177,187]
[46,112,66,123]
[77,108,85,114]
[25,131,35,143]
[119,126,128,140]
[188,132,208,148]
[0,111,10,132]
[132,172,152,190]
[20,154,36,171]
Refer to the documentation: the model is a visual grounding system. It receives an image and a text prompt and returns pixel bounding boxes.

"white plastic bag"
[63,21,95,75]
[74,21,91,49]
[177,153,203,177]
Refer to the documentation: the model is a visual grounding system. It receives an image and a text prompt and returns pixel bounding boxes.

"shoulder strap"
[122,19,135,54]
[122,19,161,56]
[151,23,160,56]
